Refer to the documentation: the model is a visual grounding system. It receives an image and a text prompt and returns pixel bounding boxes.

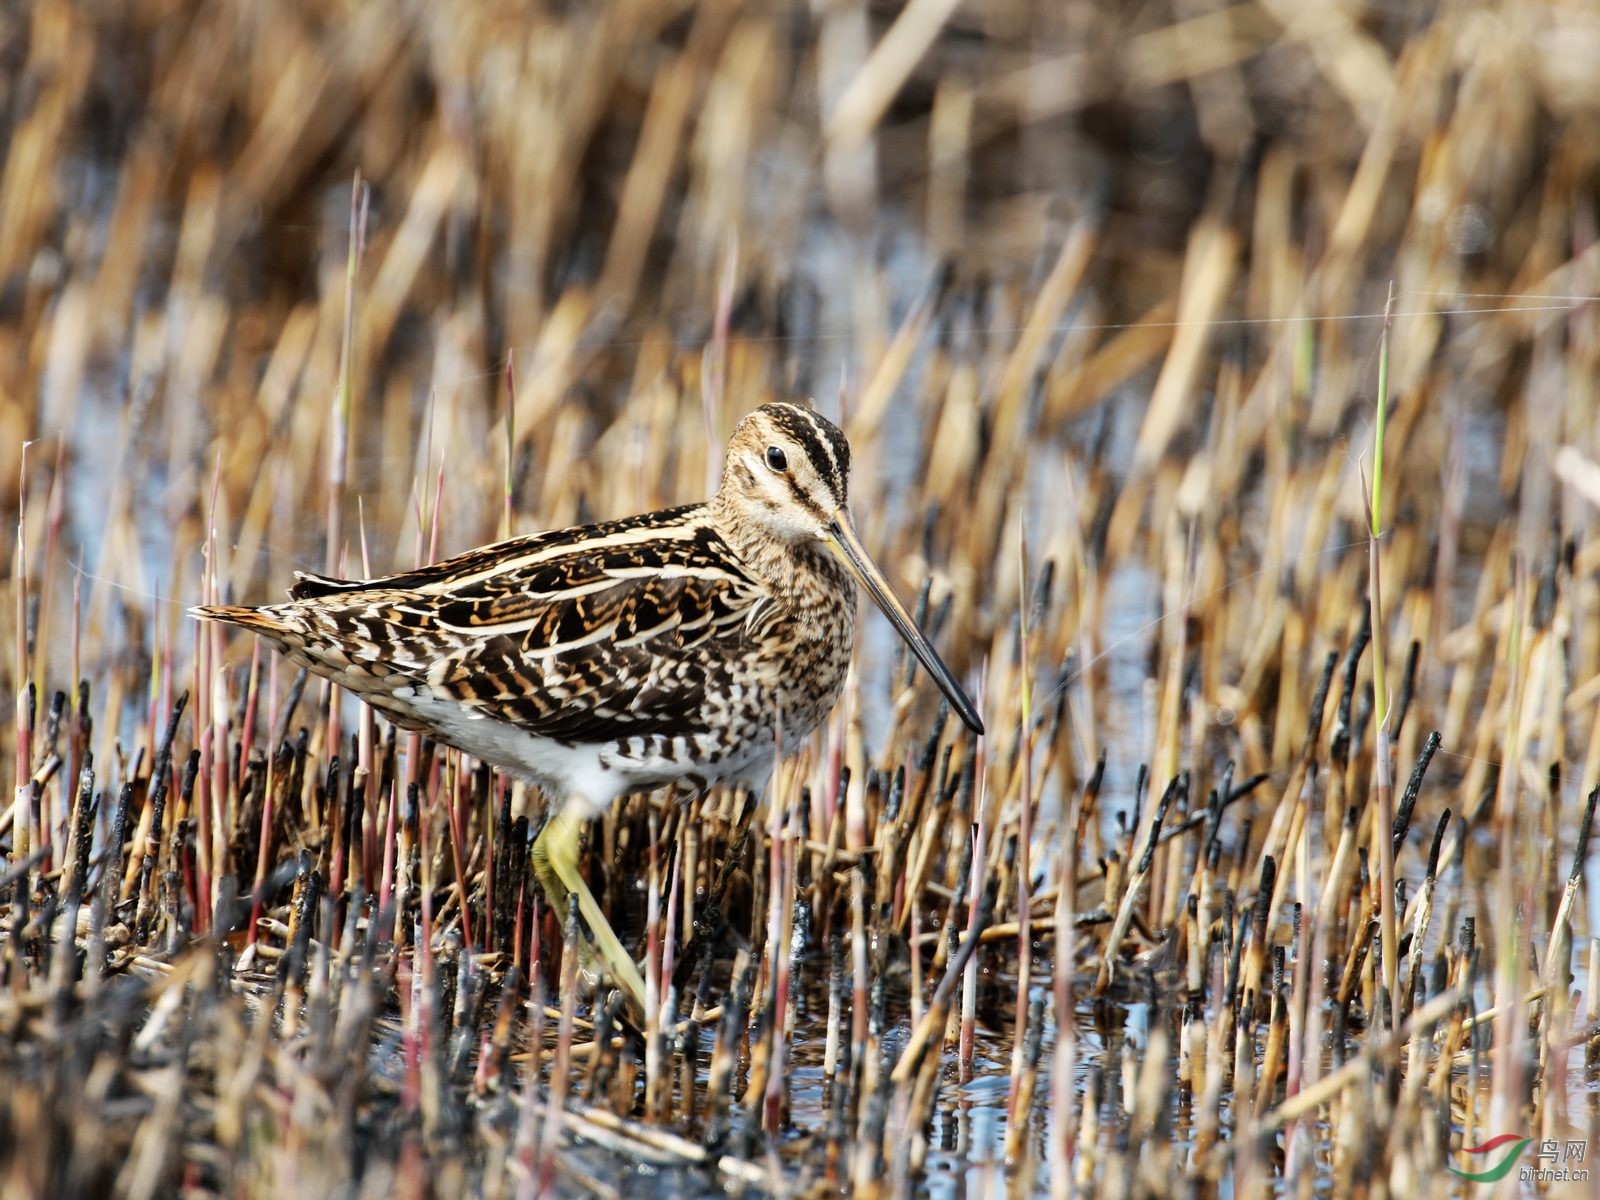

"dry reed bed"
[3,0,1600,1196]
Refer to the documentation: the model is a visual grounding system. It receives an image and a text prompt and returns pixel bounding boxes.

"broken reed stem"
[14,449,31,856]
[959,811,985,1083]
[1008,526,1035,1124]
[1490,564,1529,1140]
[1368,285,1397,1029]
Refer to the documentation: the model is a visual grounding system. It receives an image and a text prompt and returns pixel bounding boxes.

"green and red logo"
[1449,1134,1532,1183]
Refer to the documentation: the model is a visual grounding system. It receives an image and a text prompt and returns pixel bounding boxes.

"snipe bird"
[193,402,983,1005]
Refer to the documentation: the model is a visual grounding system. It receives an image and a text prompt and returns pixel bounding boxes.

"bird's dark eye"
[765,446,788,471]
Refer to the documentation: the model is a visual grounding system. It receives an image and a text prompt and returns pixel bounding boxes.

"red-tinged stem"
[202,455,228,932]
[473,1030,494,1095]
[660,834,682,1020]
[237,640,261,792]
[379,780,397,918]
[35,442,65,716]
[512,875,526,978]
[14,451,30,870]
[208,646,229,929]
[645,814,662,1118]
[243,640,275,947]
[67,555,82,852]
[766,750,785,1004]
[31,446,64,851]
[358,696,375,894]
[850,864,867,1064]
[528,892,541,985]
[766,807,796,1134]
[483,775,496,953]
[193,546,212,932]
[245,750,275,950]
[327,674,347,904]
[444,760,474,950]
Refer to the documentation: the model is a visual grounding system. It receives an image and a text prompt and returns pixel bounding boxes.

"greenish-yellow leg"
[531,804,647,1009]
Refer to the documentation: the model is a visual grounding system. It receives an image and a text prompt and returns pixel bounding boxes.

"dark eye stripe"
[782,472,828,518]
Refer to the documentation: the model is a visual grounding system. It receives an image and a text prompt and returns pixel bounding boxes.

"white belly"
[395,691,776,815]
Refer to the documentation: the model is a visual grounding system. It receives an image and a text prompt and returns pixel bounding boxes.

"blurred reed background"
[4,0,1600,1196]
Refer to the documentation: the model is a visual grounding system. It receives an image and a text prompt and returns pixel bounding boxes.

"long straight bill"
[825,511,984,735]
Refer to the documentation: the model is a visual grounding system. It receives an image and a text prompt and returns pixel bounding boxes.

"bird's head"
[719,401,851,544]
[716,401,984,736]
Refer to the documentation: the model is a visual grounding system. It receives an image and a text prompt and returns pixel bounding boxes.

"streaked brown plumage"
[193,401,982,1005]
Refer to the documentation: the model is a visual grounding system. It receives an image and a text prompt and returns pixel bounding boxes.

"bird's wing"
[275,520,767,744]
[427,564,764,742]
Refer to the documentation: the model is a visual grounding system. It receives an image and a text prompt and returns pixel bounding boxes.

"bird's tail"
[189,603,297,637]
